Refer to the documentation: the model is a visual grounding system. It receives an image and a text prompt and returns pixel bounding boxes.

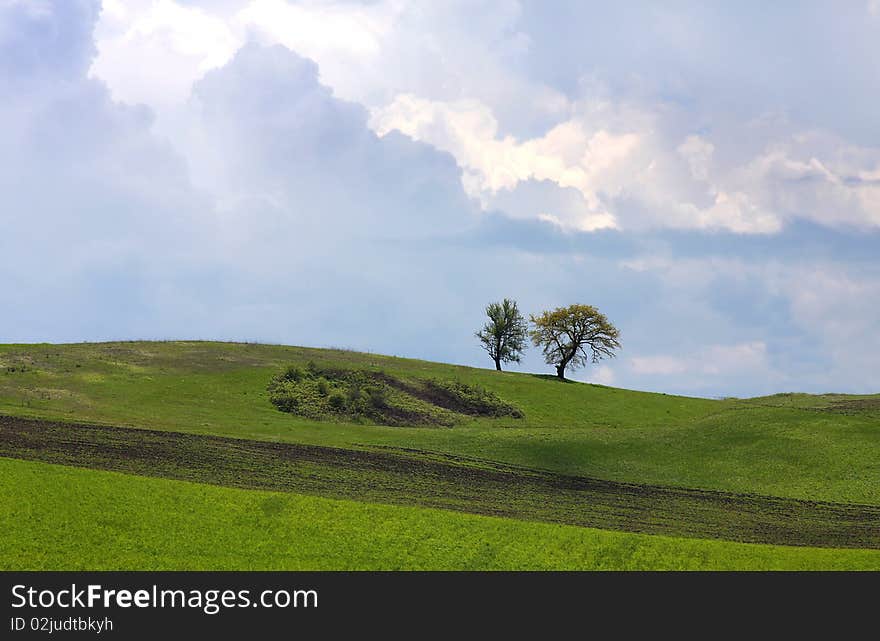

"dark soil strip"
[825,398,880,414]
[369,372,521,418]
[2,415,879,548]
[370,372,491,416]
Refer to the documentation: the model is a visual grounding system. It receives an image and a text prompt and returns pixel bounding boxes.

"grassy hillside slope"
[1,341,877,505]
[6,416,877,548]
[5,458,880,571]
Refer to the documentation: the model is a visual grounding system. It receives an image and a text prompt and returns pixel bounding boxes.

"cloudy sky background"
[2,0,879,397]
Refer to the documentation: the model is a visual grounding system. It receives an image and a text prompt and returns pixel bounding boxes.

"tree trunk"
[556,364,565,379]
[494,357,502,371]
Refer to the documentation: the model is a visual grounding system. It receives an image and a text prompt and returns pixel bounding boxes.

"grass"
[4,457,880,571]
[6,416,877,548]
[0,341,877,505]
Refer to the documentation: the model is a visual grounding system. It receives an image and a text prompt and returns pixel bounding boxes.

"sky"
[1,0,879,397]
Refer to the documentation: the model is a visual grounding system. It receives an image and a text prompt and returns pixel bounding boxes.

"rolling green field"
[4,458,880,571]
[1,341,878,570]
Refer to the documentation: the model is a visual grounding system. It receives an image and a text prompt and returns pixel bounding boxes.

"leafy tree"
[529,304,620,380]
[476,298,528,371]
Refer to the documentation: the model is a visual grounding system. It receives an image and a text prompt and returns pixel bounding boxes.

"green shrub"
[367,386,388,409]
[423,379,523,418]
[282,366,303,383]
[267,365,520,426]
[275,396,299,412]
[345,380,366,412]
[328,393,346,411]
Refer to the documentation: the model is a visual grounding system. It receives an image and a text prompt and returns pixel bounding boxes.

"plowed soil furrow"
[2,414,879,548]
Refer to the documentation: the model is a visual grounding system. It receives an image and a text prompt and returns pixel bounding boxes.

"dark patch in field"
[1,415,878,549]
[370,372,523,418]
[744,393,880,415]
[824,398,880,414]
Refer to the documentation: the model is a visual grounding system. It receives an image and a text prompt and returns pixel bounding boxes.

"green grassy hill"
[1,341,878,570]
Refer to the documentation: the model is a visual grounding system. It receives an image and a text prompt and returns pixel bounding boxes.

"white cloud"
[183,43,478,243]
[702,342,769,375]
[90,0,563,118]
[625,340,781,398]
[236,0,391,62]
[631,342,768,378]
[622,253,880,392]
[741,138,880,230]
[589,365,616,386]
[682,191,782,234]
[630,355,688,376]
[677,134,714,181]
[87,1,880,236]
[774,265,880,379]
[370,94,641,231]
[370,94,836,235]
[92,0,239,107]
[0,5,482,356]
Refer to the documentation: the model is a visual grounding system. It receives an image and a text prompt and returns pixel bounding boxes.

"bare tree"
[529,304,620,379]
[476,299,528,371]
